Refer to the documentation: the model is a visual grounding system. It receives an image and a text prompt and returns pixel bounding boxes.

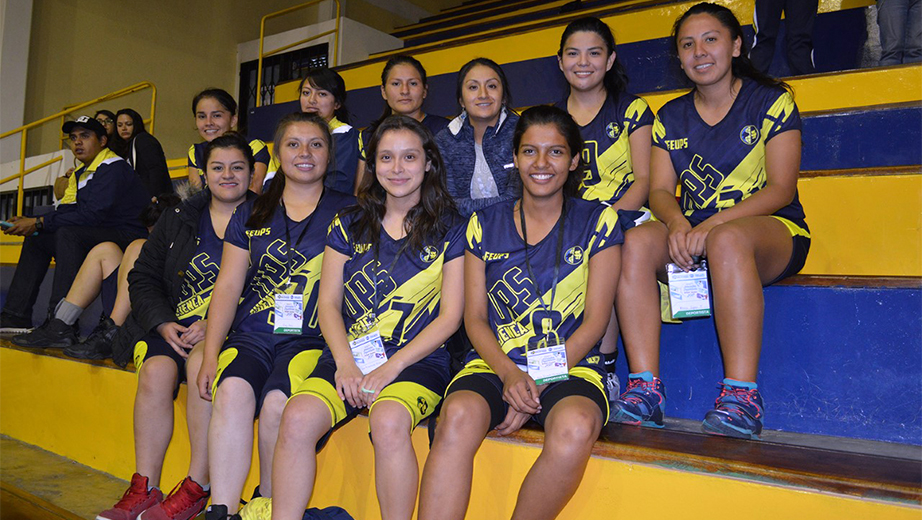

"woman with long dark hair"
[263,68,360,196]
[418,105,622,520]
[95,134,254,520]
[556,16,656,409]
[196,113,353,519]
[114,108,173,197]
[266,115,463,520]
[611,2,809,440]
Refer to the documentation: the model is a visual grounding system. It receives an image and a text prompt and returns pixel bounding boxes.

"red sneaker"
[97,473,163,520]
[139,477,209,520]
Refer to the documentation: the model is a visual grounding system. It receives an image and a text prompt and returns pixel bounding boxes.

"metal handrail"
[256,0,341,108]
[0,82,156,215]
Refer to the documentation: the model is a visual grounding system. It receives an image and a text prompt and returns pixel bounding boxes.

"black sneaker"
[64,318,117,359]
[12,318,78,348]
[0,312,33,334]
[204,504,240,520]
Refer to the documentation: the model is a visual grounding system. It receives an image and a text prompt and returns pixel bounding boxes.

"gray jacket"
[435,108,521,218]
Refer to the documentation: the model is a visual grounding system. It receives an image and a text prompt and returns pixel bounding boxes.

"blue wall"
[613,283,922,445]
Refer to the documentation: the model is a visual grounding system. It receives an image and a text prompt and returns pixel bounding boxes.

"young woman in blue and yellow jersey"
[556,16,655,409]
[196,113,354,519]
[95,134,254,520]
[611,2,810,440]
[355,55,450,192]
[267,116,464,520]
[263,68,360,196]
[187,88,270,192]
[418,106,623,520]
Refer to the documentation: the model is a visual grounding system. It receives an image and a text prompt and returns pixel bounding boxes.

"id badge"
[666,261,711,319]
[273,293,303,334]
[526,338,569,385]
[349,330,388,375]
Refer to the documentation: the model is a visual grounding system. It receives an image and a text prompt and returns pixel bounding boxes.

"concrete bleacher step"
[392,0,572,40]
[1,436,129,520]
[372,0,873,79]
[391,0,553,36]
[1,343,919,519]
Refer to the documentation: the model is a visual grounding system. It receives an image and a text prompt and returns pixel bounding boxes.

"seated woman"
[355,55,450,191]
[197,113,354,520]
[96,109,122,155]
[418,105,623,520]
[263,68,359,196]
[11,194,179,354]
[115,108,174,198]
[435,58,520,218]
[610,2,810,440]
[264,115,464,520]
[95,133,255,520]
[556,16,656,405]
[187,88,270,192]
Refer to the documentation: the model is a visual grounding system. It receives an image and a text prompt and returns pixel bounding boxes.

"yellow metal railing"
[0,82,156,215]
[256,0,341,108]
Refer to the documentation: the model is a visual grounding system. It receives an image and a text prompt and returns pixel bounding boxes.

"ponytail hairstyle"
[558,16,630,97]
[672,2,791,93]
[513,105,585,200]
[298,68,350,124]
[191,88,238,116]
[344,115,456,255]
[246,112,332,228]
[139,192,182,229]
[367,55,429,136]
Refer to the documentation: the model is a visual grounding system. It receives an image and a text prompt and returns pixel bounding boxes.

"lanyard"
[519,199,566,326]
[368,231,410,322]
[281,190,324,287]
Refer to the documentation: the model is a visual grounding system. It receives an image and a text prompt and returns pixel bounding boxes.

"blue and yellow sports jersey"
[263,118,360,194]
[466,198,622,373]
[224,190,355,334]
[652,80,808,229]
[327,211,465,366]
[187,139,270,184]
[175,211,224,327]
[556,93,654,204]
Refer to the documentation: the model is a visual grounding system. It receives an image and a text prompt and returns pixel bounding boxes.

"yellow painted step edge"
[0,347,917,520]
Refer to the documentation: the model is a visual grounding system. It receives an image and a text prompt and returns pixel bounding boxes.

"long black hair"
[672,3,791,93]
[140,192,181,228]
[246,112,332,228]
[298,68,350,124]
[513,105,585,199]
[116,108,146,138]
[367,55,429,136]
[343,115,456,255]
[111,108,145,158]
[558,16,630,97]
[455,58,513,111]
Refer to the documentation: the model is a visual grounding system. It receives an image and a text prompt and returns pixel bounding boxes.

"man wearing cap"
[0,115,150,336]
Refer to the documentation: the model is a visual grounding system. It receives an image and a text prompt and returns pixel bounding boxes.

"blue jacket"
[44,148,149,236]
[435,108,521,218]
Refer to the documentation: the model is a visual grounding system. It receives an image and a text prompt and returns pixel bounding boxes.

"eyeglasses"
[96,118,114,125]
